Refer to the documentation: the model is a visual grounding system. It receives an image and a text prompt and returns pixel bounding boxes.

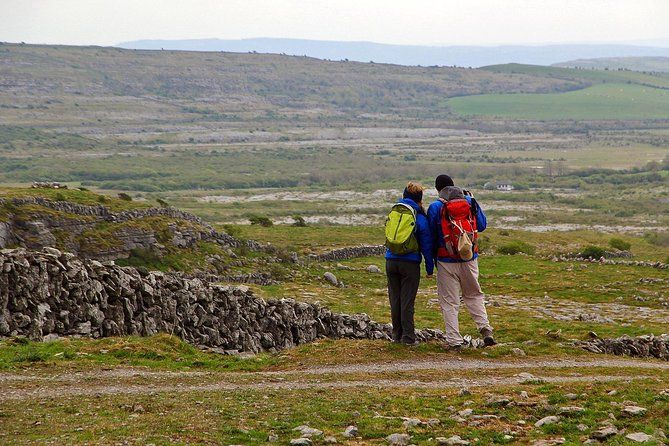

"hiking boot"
[480,328,497,347]
[402,339,420,347]
[446,343,466,351]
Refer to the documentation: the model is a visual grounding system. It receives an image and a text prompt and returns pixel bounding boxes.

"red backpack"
[437,198,479,261]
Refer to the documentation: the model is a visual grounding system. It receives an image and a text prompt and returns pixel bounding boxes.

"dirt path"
[1,356,667,401]
[0,374,649,401]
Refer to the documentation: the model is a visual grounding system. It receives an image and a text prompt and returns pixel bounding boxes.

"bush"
[497,240,536,255]
[156,198,169,208]
[644,232,669,247]
[292,215,307,227]
[96,195,108,204]
[609,237,631,251]
[249,215,273,227]
[580,245,606,259]
[54,192,66,202]
[117,192,132,201]
[221,224,242,239]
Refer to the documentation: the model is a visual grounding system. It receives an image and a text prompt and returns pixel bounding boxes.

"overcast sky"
[2,0,668,47]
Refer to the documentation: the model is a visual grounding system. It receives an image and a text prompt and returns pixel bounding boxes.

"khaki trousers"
[436,259,492,346]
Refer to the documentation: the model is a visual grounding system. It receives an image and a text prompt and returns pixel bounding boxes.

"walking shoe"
[483,335,498,347]
[446,343,466,351]
[481,328,497,347]
[402,339,420,347]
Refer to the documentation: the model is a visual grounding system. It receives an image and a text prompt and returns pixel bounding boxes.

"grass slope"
[554,56,669,73]
[448,83,669,120]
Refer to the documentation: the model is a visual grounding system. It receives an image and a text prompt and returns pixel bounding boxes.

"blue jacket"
[427,196,487,263]
[385,198,435,275]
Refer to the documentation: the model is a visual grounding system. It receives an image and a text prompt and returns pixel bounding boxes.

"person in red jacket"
[427,174,496,349]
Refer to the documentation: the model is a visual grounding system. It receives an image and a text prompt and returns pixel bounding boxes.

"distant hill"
[118,37,669,67]
[0,43,584,118]
[554,56,669,73]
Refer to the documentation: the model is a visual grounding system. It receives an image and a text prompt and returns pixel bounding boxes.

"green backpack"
[385,203,419,255]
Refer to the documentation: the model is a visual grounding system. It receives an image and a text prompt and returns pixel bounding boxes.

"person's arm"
[469,197,487,232]
[426,202,440,263]
[417,215,434,276]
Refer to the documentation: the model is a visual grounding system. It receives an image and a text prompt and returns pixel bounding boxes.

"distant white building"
[484,182,515,191]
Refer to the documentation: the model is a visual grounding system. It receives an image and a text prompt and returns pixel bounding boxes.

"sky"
[2,0,669,47]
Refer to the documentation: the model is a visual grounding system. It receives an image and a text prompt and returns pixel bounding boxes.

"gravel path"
[1,356,667,401]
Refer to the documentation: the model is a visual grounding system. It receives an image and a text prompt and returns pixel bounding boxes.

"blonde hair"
[406,182,426,195]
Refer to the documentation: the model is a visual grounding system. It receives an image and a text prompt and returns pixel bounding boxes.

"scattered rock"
[290,439,312,446]
[535,416,560,427]
[386,433,411,446]
[366,265,382,274]
[625,432,653,443]
[559,406,585,415]
[342,425,358,438]
[293,425,323,438]
[486,395,511,407]
[324,436,338,444]
[323,272,339,286]
[402,418,422,428]
[622,406,647,417]
[511,347,526,356]
[458,388,471,396]
[437,435,470,446]
[590,424,619,441]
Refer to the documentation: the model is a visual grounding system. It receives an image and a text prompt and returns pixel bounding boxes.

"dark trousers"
[386,259,420,343]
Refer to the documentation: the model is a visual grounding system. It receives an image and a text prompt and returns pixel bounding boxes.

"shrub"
[249,215,273,227]
[609,237,631,251]
[644,232,669,247]
[156,198,169,208]
[292,215,307,227]
[580,245,606,259]
[97,195,108,204]
[497,240,535,255]
[117,193,133,201]
[54,192,66,202]
[221,224,242,239]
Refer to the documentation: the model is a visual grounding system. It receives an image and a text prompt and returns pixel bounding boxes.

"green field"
[448,83,669,120]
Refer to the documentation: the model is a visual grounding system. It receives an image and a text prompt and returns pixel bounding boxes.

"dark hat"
[403,187,423,203]
[435,174,455,191]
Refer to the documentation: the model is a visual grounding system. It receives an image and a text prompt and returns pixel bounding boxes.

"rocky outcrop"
[0,247,449,352]
[550,255,668,270]
[311,245,385,262]
[0,197,243,260]
[578,334,669,360]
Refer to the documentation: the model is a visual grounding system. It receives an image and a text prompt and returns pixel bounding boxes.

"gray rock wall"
[311,245,385,262]
[578,334,669,360]
[0,247,448,352]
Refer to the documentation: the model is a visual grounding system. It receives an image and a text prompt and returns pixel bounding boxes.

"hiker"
[427,174,496,349]
[384,182,434,345]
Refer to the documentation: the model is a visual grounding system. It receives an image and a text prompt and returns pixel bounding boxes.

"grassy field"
[448,84,669,120]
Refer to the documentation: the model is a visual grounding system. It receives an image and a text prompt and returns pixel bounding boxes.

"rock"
[558,406,585,415]
[402,418,422,428]
[564,393,579,400]
[458,388,471,396]
[486,395,511,407]
[342,425,358,438]
[458,409,473,417]
[290,439,312,446]
[577,424,588,432]
[386,433,411,445]
[437,436,470,446]
[625,432,653,443]
[622,406,647,416]
[519,391,529,399]
[323,272,339,286]
[293,425,323,438]
[511,347,526,356]
[366,265,382,274]
[590,424,618,441]
[535,416,560,427]
[268,433,279,442]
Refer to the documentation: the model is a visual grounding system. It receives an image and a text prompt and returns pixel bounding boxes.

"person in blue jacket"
[427,174,496,349]
[385,182,434,345]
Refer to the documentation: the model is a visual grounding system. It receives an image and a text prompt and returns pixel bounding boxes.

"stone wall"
[0,247,449,352]
[578,334,669,360]
[311,245,385,262]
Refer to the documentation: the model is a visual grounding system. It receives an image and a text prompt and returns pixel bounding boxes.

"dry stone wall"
[0,247,448,352]
[311,245,385,262]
